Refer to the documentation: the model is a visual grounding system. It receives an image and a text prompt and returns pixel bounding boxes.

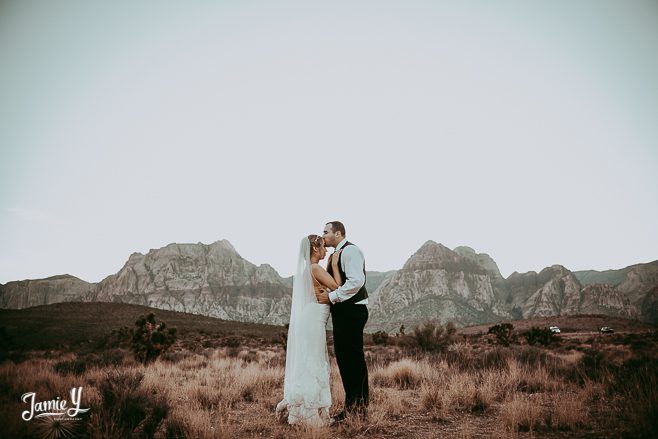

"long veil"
[276,237,331,425]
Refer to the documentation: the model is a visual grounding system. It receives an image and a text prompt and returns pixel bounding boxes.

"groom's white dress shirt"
[328,238,368,305]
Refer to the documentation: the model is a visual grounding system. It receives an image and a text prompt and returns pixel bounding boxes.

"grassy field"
[1,303,656,438]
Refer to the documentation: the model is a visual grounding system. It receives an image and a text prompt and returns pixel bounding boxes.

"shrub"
[612,356,658,437]
[220,336,242,348]
[131,313,177,364]
[488,323,514,346]
[87,368,168,438]
[477,346,512,370]
[578,348,611,383]
[501,394,543,432]
[412,320,456,352]
[0,326,13,350]
[279,324,289,350]
[372,331,389,345]
[372,359,423,389]
[54,358,87,376]
[523,326,556,346]
[98,326,133,349]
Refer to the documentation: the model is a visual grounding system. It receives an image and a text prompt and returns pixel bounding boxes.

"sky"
[1,0,657,284]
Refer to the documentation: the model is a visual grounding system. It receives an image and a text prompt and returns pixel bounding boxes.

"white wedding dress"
[276,238,332,427]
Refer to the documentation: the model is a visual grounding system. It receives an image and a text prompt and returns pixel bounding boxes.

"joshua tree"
[131,313,177,364]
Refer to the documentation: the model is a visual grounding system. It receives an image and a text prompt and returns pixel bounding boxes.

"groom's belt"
[331,286,368,307]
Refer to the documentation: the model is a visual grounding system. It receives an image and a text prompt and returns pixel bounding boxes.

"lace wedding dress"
[275,238,331,427]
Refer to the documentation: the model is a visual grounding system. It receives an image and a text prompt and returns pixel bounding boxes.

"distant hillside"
[0,302,284,352]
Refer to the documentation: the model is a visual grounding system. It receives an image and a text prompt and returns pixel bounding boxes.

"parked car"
[600,326,615,333]
[549,326,561,334]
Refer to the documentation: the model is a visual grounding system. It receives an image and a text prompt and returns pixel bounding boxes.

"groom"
[315,221,369,423]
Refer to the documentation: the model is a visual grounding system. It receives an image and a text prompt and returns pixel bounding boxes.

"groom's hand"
[315,289,330,304]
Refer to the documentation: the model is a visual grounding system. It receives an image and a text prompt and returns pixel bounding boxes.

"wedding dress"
[275,237,331,427]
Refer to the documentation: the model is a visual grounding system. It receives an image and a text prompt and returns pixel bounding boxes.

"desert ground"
[1,303,656,438]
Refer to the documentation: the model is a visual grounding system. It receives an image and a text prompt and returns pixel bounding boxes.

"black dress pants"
[330,304,369,414]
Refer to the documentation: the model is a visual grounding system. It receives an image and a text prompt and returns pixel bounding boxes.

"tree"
[488,323,514,346]
[131,313,177,364]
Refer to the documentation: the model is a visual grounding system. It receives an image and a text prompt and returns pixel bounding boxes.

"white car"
[549,326,561,334]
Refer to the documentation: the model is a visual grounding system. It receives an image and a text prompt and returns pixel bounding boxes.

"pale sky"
[1,0,657,284]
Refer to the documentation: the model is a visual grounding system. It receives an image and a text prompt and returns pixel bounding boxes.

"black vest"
[327,241,368,306]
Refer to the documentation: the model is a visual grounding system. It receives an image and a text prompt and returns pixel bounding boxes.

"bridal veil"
[276,237,331,426]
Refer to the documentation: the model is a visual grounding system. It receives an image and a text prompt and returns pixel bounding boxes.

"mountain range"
[1,239,656,332]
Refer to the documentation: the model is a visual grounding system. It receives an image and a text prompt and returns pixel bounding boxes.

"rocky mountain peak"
[454,246,503,279]
[209,239,238,253]
[537,265,572,283]
[403,241,461,270]
[453,245,476,255]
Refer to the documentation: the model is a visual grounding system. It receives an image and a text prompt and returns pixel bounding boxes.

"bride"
[276,234,342,427]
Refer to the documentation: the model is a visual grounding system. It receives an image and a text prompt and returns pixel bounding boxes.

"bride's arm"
[311,264,339,290]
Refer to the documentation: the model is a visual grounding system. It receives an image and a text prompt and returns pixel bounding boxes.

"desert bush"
[551,392,589,430]
[444,342,473,369]
[220,336,242,348]
[98,326,133,349]
[391,334,418,352]
[0,326,14,353]
[86,367,168,439]
[523,326,557,346]
[54,358,88,375]
[487,323,514,346]
[476,346,512,370]
[516,364,556,393]
[501,394,543,432]
[372,358,424,389]
[131,313,177,365]
[476,369,512,410]
[55,349,127,376]
[612,356,658,438]
[420,368,510,416]
[237,349,258,363]
[159,349,194,363]
[512,346,552,368]
[445,372,478,411]
[412,320,456,352]
[372,330,390,345]
[578,348,612,383]
[420,381,448,421]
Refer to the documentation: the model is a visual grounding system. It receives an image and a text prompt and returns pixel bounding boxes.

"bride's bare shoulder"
[311,263,326,273]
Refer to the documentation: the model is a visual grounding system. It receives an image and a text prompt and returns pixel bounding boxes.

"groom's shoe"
[329,411,346,427]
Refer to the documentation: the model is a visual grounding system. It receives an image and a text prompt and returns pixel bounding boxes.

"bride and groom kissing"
[276,221,369,427]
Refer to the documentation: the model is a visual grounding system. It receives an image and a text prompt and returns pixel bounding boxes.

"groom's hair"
[326,221,346,237]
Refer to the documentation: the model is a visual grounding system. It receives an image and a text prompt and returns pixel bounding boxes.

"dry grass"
[551,391,589,430]
[0,344,650,438]
[371,358,427,389]
[1,311,656,438]
[500,394,544,433]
